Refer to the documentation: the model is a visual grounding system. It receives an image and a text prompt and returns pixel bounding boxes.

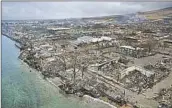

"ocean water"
[1,35,94,108]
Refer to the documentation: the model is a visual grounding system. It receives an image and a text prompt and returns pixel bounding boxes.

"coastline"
[46,78,118,108]
[21,59,119,108]
[2,34,119,108]
[2,33,22,44]
[83,95,117,108]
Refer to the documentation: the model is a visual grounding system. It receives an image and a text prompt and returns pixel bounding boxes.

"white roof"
[101,36,112,41]
[73,36,112,45]
[92,38,99,43]
[40,44,50,47]
[91,36,112,42]
[47,27,70,30]
[120,46,135,50]
[46,57,55,62]
[77,36,94,43]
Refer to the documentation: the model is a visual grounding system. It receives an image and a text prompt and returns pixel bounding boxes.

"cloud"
[2,2,172,20]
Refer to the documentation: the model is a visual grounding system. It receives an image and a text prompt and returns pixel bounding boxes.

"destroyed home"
[120,66,155,92]
[2,6,172,108]
[118,46,147,58]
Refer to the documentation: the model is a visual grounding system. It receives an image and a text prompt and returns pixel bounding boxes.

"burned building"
[163,39,172,48]
[119,46,146,58]
[120,66,155,92]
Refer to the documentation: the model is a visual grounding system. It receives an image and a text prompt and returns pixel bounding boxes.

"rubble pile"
[2,9,172,108]
[120,69,154,93]
[144,58,172,84]
[154,87,172,107]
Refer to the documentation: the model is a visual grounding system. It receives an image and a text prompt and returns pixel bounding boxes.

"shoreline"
[21,60,119,108]
[20,52,119,108]
[83,95,117,108]
[3,34,119,108]
[2,34,22,44]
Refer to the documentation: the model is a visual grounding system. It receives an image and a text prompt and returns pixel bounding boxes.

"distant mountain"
[80,14,147,24]
[137,7,172,20]
[3,7,172,25]
[79,7,172,24]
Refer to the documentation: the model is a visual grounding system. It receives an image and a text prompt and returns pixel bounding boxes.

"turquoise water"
[2,35,93,108]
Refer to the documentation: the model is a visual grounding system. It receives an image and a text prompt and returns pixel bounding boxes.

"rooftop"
[120,46,135,50]
[47,27,70,31]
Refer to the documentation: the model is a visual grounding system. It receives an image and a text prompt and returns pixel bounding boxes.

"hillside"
[79,7,172,24]
[137,7,172,20]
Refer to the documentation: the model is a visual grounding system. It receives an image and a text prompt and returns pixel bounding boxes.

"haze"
[2,2,172,20]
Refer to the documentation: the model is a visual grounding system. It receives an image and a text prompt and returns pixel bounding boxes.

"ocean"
[2,35,95,108]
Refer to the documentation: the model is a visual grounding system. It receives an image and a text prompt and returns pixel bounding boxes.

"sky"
[2,2,172,20]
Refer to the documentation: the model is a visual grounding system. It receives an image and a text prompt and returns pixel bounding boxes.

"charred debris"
[2,17,172,108]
